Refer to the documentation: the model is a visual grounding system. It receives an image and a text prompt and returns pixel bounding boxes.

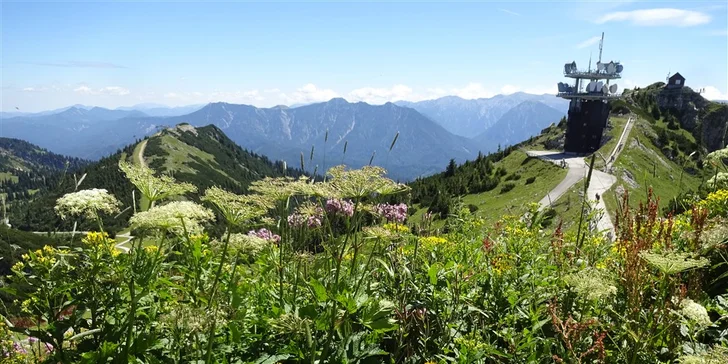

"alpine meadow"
[1,1,728,363]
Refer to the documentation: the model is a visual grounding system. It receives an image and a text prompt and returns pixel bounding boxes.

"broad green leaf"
[309,278,328,302]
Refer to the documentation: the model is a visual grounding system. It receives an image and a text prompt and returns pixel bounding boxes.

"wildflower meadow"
[1,159,727,363]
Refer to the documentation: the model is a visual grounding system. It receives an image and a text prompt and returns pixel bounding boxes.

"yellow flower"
[144,245,159,254]
[418,236,449,250]
[11,261,24,272]
[383,223,409,234]
[83,231,109,247]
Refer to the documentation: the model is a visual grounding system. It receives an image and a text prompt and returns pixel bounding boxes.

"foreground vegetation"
[1,153,728,363]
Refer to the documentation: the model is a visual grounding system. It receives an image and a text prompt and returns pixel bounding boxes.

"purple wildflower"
[12,342,26,354]
[44,343,54,352]
[288,207,323,228]
[247,228,281,243]
[28,337,39,344]
[326,199,355,217]
[375,203,408,223]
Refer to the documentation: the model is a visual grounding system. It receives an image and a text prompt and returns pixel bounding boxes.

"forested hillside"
[10,124,305,233]
[0,137,89,206]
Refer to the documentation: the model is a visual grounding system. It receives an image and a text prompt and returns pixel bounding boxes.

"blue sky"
[2,1,727,111]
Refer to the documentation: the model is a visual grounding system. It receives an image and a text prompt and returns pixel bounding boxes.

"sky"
[1,0,727,112]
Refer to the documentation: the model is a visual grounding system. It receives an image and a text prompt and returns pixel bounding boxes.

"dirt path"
[134,139,148,168]
[527,151,616,238]
[605,116,634,172]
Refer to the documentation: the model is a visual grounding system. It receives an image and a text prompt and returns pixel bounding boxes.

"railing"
[563,71,621,79]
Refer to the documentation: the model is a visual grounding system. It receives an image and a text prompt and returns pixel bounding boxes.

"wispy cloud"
[74,85,130,96]
[576,36,601,49]
[280,84,339,104]
[348,84,414,104]
[498,8,520,16]
[22,87,48,92]
[596,8,711,27]
[23,61,128,69]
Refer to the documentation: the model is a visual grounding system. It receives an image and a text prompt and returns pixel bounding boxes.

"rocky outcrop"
[702,104,728,151]
[655,86,727,152]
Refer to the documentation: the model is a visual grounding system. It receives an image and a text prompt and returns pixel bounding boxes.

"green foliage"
[409,146,516,210]
[1,161,727,363]
[10,125,305,234]
[0,225,64,276]
[525,176,537,184]
[500,182,516,193]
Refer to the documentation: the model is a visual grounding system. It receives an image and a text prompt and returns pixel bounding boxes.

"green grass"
[548,183,587,233]
[150,134,232,179]
[411,150,568,227]
[603,117,701,214]
[0,172,19,183]
[526,124,564,151]
[590,116,629,170]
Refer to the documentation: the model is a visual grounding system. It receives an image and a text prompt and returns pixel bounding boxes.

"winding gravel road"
[526,116,634,239]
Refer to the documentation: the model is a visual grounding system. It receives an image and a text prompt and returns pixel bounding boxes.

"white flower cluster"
[705,147,728,167]
[680,298,711,327]
[564,268,617,301]
[213,233,269,257]
[707,172,728,190]
[55,189,121,220]
[129,201,214,233]
[119,160,196,205]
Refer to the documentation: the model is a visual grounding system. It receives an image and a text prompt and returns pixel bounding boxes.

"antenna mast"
[598,32,604,63]
[588,52,592,72]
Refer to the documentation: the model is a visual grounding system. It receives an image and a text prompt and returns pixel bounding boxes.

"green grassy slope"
[602,116,702,215]
[410,150,567,227]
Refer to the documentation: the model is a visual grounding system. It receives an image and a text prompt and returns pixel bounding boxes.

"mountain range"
[1,93,569,180]
[396,92,568,137]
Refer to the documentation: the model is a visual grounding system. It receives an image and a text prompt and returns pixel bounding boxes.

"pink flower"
[247,228,281,243]
[326,199,354,217]
[375,203,408,223]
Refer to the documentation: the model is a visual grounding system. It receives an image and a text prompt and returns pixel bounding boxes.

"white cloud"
[498,8,520,16]
[596,8,711,27]
[22,86,48,92]
[348,84,414,104]
[264,88,280,93]
[281,83,339,104]
[74,85,93,95]
[451,83,496,99]
[99,86,130,96]
[74,85,130,96]
[576,36,601,49]
[701,86,728,101]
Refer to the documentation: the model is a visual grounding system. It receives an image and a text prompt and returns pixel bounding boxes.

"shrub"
[525,176,537,184]
[505,173,521,181]
[500,182,516,193]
